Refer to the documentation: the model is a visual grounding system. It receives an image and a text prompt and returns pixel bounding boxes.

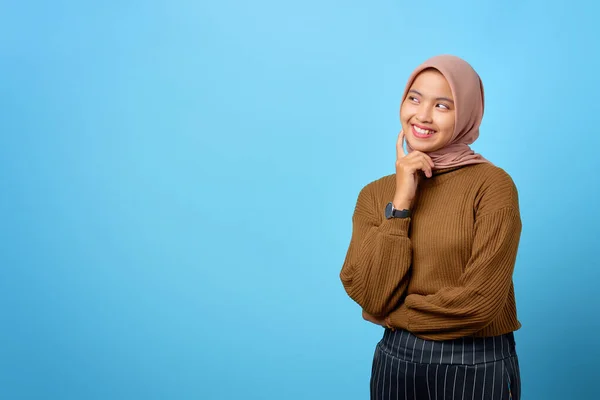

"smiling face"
[400,68,456,153]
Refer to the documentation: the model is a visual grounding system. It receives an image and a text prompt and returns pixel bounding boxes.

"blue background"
[1,0,599,398]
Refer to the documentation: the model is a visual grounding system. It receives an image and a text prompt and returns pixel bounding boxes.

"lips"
[411,124,436,138]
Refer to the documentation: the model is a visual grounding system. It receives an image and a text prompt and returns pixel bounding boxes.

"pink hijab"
[401,55,490,169]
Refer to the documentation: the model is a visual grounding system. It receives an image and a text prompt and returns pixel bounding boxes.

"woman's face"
[400,69,456,153]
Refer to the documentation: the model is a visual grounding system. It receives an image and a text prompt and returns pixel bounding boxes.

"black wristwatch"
[385,202,411,219]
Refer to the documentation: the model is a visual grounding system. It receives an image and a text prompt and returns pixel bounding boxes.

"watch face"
[385,202,393,219]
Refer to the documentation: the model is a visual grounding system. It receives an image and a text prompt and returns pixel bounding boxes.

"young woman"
[340,55,522,400]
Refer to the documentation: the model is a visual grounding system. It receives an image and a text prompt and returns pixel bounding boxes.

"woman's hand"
[362,310,387,327]
[393,131,435,209]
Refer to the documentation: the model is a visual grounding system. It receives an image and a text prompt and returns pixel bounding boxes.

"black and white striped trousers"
[370,328,521,400]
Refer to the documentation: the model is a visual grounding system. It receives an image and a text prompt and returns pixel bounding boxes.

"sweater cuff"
[387,302,411,330]
[378,218,411,236]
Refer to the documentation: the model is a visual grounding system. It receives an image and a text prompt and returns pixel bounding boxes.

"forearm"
[386,288,510,339]
[340,217,412,317]
[386,207,521,338]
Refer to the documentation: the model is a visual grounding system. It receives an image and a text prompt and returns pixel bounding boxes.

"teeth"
[414,125,434,135]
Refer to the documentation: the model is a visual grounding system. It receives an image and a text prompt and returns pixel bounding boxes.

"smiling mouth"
[412,124,436,137]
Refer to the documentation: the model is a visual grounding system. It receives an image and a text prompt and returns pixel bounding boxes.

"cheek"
[399,106,407,121]
[399,102,414,122]
[437,114,455,134]
[432,114,454,145]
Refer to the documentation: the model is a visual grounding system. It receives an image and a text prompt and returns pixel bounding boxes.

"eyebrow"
[408,89,454,104]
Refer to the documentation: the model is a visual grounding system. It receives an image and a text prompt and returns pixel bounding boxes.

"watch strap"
[392,208,411,218]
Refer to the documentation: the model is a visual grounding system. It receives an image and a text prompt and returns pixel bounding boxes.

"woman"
[340,55,522,400]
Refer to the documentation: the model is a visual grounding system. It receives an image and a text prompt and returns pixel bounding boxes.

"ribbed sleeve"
[339,183,413,317]
[386,207,521,340]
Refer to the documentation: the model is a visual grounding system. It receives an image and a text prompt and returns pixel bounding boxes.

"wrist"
[385,201,411,219]
[392,197,412,210]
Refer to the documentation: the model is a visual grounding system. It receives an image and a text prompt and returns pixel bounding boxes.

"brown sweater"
[340,163,522,340]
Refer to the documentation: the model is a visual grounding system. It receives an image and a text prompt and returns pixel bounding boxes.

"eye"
[408,96,419,103]
[436,103,450,110]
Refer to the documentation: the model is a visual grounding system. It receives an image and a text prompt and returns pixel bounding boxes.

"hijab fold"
[401,55,490,169]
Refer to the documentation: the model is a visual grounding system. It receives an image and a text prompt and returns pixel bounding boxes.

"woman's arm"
[385,205,522,339]
[340,182,413,317]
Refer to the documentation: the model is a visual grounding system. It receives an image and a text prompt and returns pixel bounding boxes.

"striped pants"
[370,329,521,400]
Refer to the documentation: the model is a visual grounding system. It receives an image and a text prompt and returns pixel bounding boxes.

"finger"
[418,156,433,177]
[409,158,432,178]
[424,154,435,169]
[409,159,431,178]
[409,151,435,169]
[423,162,433,178]
[396,130,407,158]
[419,153,434,169]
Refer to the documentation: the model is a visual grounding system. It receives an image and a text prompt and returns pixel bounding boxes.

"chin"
[405,136,443,153]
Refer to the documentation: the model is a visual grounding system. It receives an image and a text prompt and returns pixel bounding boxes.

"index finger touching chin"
[397,130,407,157]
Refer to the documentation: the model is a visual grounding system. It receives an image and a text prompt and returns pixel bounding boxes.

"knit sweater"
[340,163,522,340]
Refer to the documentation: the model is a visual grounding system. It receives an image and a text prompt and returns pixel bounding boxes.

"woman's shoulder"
[349,175,395,217]
[467,163,519,213]
[465,163,517,189]
[359,174,396,197]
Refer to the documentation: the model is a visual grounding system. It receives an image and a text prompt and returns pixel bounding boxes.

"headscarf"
[401,54,490,169]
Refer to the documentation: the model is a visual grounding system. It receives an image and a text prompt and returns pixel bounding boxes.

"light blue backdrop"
[1,0,599,399]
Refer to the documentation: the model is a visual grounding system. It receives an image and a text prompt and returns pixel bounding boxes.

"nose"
[416,103,433,123]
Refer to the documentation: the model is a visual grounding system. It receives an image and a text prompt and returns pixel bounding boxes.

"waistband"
[378,329,517,366]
